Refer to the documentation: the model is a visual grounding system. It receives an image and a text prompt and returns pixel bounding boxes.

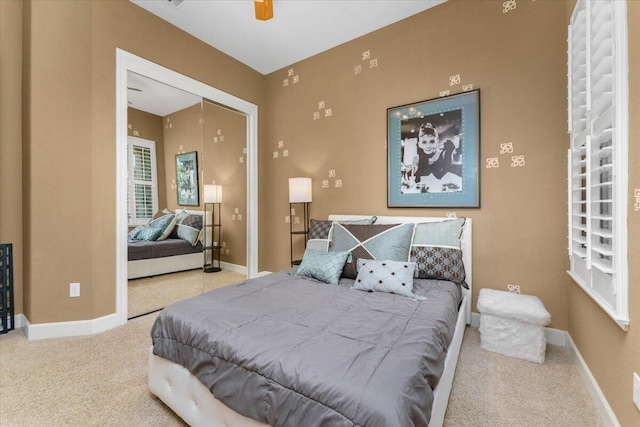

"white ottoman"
[477,288,551,364]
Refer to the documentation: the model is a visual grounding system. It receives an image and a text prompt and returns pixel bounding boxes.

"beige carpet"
[128,269,246,318]
[0,320,603,426]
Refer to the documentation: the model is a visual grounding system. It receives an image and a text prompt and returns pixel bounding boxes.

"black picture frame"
[175,151,199,206]
[387,90,480,208]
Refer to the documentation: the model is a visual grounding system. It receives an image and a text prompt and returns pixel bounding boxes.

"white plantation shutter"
[128,137,159,226]
[567,0,628,329]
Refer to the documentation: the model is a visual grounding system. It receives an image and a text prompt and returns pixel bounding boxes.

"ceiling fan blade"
[254,0,273,21]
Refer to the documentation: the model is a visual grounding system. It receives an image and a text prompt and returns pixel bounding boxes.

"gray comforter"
[151,270,462,427]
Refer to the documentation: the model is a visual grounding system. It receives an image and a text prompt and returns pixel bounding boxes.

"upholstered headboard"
[328,214,472,324]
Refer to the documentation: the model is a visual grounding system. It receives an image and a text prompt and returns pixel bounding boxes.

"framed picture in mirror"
[175,151,199,206]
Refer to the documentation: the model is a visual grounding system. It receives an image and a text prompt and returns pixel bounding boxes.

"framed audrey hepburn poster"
[387,90,480,208]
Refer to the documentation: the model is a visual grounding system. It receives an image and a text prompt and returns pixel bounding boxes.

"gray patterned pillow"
[353,259,420,299]
[173,213,203,246]
[329,223,414,279]
[295,249,350,285]
[411,218,467,288]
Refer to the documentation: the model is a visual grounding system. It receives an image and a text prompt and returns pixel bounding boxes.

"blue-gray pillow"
[136,226,163,241]
[330,223,415,279]
[353,259,421,299]
[128,225,144,240]
[147,213,177,241]
[296,249,350,285]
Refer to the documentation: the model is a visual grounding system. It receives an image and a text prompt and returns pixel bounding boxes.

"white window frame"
[567,0,629,330]
[127,136,159,227]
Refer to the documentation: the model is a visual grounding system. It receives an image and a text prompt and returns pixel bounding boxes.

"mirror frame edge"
[115,48,258,327]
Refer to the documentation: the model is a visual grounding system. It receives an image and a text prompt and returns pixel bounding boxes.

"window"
[567,0,628,329]
[128,137,159,226]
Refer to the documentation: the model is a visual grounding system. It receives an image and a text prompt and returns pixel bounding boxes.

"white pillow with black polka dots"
[353,259,417,299]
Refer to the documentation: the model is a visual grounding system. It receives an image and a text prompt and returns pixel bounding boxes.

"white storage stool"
[477,288,551,364]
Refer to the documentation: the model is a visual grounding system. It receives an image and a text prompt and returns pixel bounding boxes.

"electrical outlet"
[633,372,640,411]
[507,284,520,294]
[70,283,80,298]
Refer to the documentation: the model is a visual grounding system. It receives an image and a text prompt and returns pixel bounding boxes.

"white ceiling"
[127,71,201,116]
[130,0,447,75]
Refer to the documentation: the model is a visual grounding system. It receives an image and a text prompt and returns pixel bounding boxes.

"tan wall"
[0,0,24,315]
[566,1,640,425]
[127,107,167,210]
[162,103,203,211]
[263,0,571,328]
[202,101,248,266]
[20,0,265,323]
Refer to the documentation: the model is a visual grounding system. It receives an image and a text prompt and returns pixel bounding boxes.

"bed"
[128,209,204,280]
[149,215,472,426]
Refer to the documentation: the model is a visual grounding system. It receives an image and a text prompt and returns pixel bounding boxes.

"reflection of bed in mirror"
[127,209,203,280]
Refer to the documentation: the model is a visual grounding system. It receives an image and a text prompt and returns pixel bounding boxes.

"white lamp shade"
[288,177,312,203]
[204,184,222,203]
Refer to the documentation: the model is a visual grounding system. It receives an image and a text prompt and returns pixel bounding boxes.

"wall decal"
[449,74,461,86]
[283,67,300,87]
[354,49,379,76]
[322,180,329,188]
[313,100,333,120]
[273,140,290,159]
[511,155,526,167]
[503,0,517,13]
[462,84,474,92]
[500,142,514,154]
[133,130,139,136]
[127,123,132,129]
[335,179,342,188]
[634,189,640,212]
[328,169,336,178]
[486,157,500,168]
[239,157,244,163]
[291,207,296,215]
[284,215,290,223]
[439,90,450,97]
[446,212,457,218]
[294,216,301,225]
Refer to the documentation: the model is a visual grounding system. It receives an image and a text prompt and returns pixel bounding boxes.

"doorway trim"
[116,49,258,326]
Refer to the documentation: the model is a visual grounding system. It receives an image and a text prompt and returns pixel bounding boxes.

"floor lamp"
[204,184,222,273]
[289,177,312,266]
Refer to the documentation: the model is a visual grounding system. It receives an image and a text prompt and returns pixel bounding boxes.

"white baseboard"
[566,334,620,427]
[470,312,566,347]
[24,313,119,340]
[256,270,272,277]
[220,261,247,276]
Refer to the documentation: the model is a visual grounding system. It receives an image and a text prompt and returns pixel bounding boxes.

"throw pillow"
[128,225,144,240]
[410,217,468,288]
[147,212,177,241]
[296,249,350,285]
[330,223,415,279]
[173,213,203,246]
[353,259,420,299]
[136,226,163,241]
[307,217,378,253]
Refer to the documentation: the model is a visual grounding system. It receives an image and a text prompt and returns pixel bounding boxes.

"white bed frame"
[148,215,472,427]
[128,209,205,280]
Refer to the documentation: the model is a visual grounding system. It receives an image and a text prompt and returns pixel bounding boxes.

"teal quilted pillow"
[136,226,163,241]
[147,213,177,241]
[296,249,350,285]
